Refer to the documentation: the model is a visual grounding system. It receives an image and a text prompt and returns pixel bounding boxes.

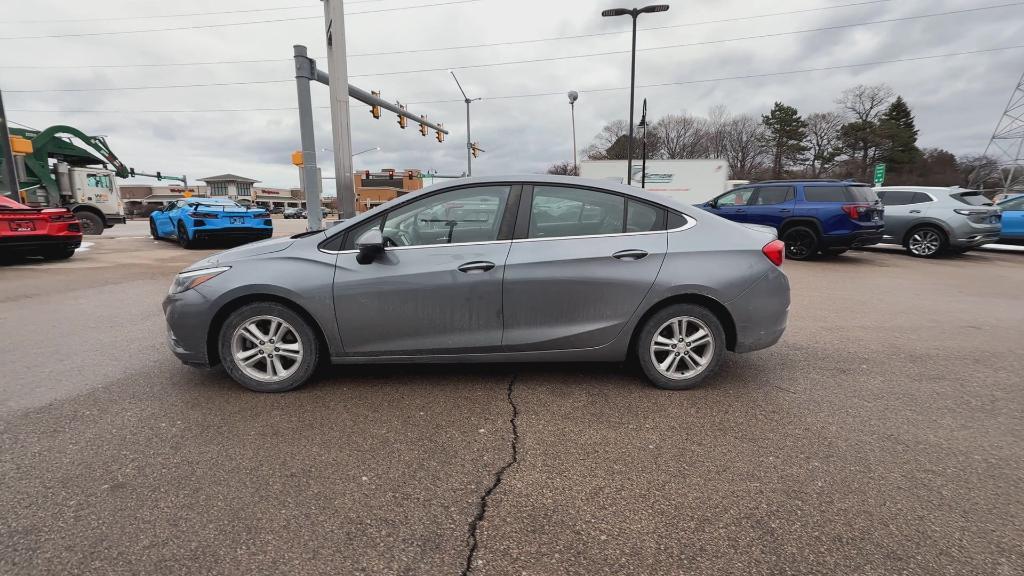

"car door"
[502,184,668,352]
[705,187,755,223]
[878,190,926,242]
[153,202,179,236]
[332,184,519,355]
[999,196,1024,239]
[744,186,795,228]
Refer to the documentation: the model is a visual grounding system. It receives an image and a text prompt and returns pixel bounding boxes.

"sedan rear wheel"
[219,302,320,392]
[637,303,725,390]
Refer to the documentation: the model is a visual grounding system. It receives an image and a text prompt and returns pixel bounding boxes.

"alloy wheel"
[230,315,304,382]
[784,229,814,259]
[908,229,941,256]
[649,316,715,380]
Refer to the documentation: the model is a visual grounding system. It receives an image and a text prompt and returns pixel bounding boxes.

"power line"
[349,1,1024,77]
[0,0,482,39]
[0,1,385,24]
[4,80,292,94]
[0,0,896,69]
[5,2,1017,85]
[9,44,1023,113]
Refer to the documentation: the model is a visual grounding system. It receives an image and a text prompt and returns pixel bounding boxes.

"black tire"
[904,225,947,258]
[218,302,321,393]
[43,246,76,260]
[781,225,819,261]
[636,303,726,391]
[177,222,193,249]
[75,211,104,236]
[150,218,159,239]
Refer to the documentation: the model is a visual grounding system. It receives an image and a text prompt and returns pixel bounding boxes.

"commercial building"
[353,169,423,213]
[120,173,308,214]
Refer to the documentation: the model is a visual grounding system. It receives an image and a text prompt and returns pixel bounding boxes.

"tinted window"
[716,188,755,206]
[667,211,689,230]
[626,200,665,232]
[847,186,878,203]
[803,186,848,203]
[911,192,933,204]
[999,196,1024,211]
[879,190,916,206]
[341,215,384,250]
[751,187,794,205]
[951,191,993,206]
[529,186,624,238]
[382,186,510,246]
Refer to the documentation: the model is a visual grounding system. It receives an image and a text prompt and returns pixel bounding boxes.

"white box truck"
[579,159,743,204]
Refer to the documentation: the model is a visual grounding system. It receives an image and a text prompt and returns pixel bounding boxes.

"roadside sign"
[873,163,886,186]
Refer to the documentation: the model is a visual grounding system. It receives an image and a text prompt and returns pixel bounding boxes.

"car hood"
[183,236,295,271]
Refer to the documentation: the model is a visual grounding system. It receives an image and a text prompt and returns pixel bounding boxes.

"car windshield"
[950,191,993,206]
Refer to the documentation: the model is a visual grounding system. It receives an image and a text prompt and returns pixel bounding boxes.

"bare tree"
[835,83,895,122]
[803,111,845,177]
[722,114,769,180]
[546,161,578,176]
[652,113,709,159]
[583,120,628,160]
[705,104,731,159]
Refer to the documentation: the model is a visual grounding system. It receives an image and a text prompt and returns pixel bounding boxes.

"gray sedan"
[163,175,790,392]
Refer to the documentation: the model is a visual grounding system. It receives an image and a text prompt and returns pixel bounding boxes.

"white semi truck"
[579,159,745,204]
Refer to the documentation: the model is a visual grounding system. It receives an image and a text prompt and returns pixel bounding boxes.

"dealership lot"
[1,223,1022,575]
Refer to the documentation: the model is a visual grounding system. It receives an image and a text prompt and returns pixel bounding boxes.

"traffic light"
[156,171,162,181]
[129,167,136,178]
[370,91,381,119]
[419,116,428,137]
[397,104,407,129]
[291,151,303,166]
[435,124,444,143]
[471,143,481,158]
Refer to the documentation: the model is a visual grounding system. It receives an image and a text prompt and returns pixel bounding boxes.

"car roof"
[188,197,239,204]
[0,195,29,209]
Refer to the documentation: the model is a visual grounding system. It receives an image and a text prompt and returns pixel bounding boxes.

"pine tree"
[761,102,809,179]
[877,96,921,170]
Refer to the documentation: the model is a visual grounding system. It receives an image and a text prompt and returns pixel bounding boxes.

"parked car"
[164,175,790,393]
[268,206,284,215]
[150,197,272,249]
[698,179,884,260]
[874,187,1002,257]
[283,208,305,219]
[997,194,1024,244]
[0,195,82,259]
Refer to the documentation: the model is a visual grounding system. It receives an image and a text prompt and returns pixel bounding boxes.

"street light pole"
[568,91,579,175]
[639,98,648,188]
[450,70,481,177]
[602,4,669,185]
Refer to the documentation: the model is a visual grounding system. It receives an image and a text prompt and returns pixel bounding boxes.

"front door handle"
[457,261,495,273]
[779,208,792,213]
[910,210,922,214]
[612,249,648,261]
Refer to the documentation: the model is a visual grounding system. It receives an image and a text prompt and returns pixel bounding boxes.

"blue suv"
[699,180,884,260]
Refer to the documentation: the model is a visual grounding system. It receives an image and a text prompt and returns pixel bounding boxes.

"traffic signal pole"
[294,44,325,231]
[323,0,355,223]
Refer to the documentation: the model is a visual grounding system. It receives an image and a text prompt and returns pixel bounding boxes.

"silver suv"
[874,186,1002,257]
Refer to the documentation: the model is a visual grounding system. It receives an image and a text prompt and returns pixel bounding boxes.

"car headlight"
[169,266,230,294]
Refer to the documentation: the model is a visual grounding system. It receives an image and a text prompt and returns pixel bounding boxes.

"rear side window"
[912,192,933,204]
[529,186,624,239]
[879,190,916,206]
[751,187,794,205]
[803,186,848,203]
[1000,196,1024,211]
[951,191,993,206]
[847,186,878,203]
[626,200,665,232]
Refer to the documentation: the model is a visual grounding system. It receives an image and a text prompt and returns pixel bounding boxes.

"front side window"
[381,186,510,247]
[716,188,754,207]
[999,196,1024,211]
[751,187,794,205]
[529,186,624,238]
[341,216,384,250]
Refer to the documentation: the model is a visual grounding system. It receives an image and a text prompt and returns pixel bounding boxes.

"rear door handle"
[910,210,922,213]
[457,261,495,273]
[779,208,792,213]
[612,249,648,261]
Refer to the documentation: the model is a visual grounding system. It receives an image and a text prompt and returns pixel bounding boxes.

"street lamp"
[602,4,669,184]
[450,70,481,177]
[568,91,579,175]
[638,98,648,188]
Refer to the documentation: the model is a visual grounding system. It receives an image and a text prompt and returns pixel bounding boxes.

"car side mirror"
[355,228,384,265]
[705,201,716,209]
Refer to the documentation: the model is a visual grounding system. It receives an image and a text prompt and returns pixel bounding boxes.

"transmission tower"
[973,70,1024,193]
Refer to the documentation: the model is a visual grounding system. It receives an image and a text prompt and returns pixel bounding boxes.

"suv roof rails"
[755,178,844,184]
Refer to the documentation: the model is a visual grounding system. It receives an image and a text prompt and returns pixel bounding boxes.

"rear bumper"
[0,234,82,253]
[193,227,273,241]
[822,228,884,249]
[950,232,1001,248]
[728,266,790,354]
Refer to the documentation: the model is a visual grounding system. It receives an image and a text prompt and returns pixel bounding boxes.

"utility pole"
[972,69,1024,193]
[450,71,480,177]
[323,0,356,220]
[0,89,20,199]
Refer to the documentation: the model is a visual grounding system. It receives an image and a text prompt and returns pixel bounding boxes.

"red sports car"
[0,195,82,259]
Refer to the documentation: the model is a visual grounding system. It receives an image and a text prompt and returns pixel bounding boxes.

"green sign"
[873,163,886,186]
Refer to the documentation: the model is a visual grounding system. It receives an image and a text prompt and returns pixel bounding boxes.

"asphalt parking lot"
[1,221,1022,575]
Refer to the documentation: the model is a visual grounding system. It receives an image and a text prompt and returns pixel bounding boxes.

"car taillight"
[193,212,220,219]
[841,203,870,219]
[48,212,77,222]
[762,240,784,266]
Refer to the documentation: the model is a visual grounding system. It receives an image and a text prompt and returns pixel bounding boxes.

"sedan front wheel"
[219,302,320,392]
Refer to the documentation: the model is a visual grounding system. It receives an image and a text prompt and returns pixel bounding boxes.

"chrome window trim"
[318,217,697,254]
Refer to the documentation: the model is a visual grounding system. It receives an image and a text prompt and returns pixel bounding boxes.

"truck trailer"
[579,159,744,204]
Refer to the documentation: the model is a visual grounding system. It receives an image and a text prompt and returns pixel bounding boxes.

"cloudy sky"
[2,0,1021,191]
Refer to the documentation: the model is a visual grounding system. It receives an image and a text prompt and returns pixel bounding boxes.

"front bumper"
[163,287,215,366]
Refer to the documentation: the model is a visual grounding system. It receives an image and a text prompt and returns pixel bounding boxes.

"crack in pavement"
[460,374,519,576]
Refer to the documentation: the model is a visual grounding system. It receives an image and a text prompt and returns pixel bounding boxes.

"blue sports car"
[150,198,273,249]
[997,194,1024,245]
